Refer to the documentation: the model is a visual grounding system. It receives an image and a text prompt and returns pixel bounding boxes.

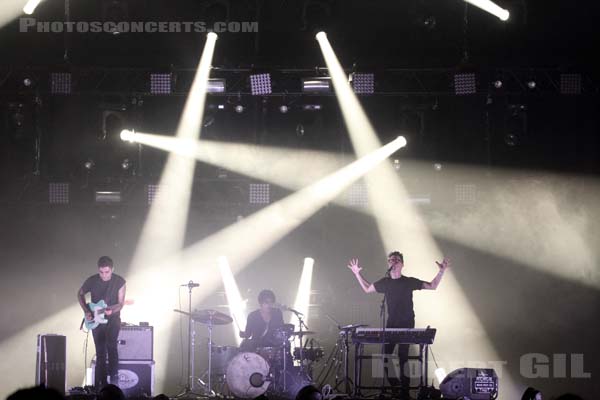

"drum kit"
[174,281,323,399]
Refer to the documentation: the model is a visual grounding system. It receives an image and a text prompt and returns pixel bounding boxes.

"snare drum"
[226,352,270,399]
[256,346,284,365]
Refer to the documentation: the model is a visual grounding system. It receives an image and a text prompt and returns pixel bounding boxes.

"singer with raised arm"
[77,256,126,390]
[347,251,449,400]
[239,289,285,352]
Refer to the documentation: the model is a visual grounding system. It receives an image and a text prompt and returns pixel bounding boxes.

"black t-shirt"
[81,273,126,318]
[244,308,285,347]
[373,275,425,327]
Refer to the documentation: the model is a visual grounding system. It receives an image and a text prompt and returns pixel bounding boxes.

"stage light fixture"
[23,0,43,15]
[527,80,536,90]
[351,73,375,95]
[346,181,369,208]
[433,163,443,171]
[146,184,161,205]
[434,367,447,383]
[393,159,401,171]
[23,78,33,87]
[234,104,245,114]
[49,183,69,204]
[121,158,132,171]
[302,104,322,111]
[249,183,270,205]
[560,73,581,95]
[120,129,135,142]
[455,184,477,205]
[83,159,95,170]
[50,72,71,94]
[150,73,172,94]
[207,78,226,93]
[250,73,272,95]
[454,73,477,95]
[279,105,289,114]
[302,77,331,93]
[493,80,503,89]
[95,190,122,203]
[464,0,510,21]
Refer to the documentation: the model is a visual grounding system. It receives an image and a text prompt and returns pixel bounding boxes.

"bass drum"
[226,352,271,399]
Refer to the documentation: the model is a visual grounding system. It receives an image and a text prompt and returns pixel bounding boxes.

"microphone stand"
[380,267,391,398]
[379,293,387,398]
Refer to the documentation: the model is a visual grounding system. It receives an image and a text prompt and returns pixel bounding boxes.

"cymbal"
[292,330,316,336]
[173,308,233,325]
[192,309,233,325]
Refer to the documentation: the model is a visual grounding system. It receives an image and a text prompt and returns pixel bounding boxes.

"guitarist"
[77,256,126,389]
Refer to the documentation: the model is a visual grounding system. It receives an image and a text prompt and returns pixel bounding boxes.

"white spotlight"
[279,105,289,114]
[290,257,315,342]
[120,129,135,142]
[23,0,43,15]
[234,105,245,114]
[315,31,327,41]
[397,135,407,148]
[218,256,247,345]
[435,367,447,383]
[207,31,218,41]
[464,0,509,21]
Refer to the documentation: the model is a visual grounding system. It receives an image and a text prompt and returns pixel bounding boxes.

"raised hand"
[347,258,362,274]
[435,258,450,271]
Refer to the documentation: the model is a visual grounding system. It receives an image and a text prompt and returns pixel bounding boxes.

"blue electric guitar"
[84,300,109,330]
[83,299,133,330]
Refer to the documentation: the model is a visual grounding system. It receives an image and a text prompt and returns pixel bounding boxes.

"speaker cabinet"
[92,360,155,397]
[35,334,66,395]
[118,325,153,361]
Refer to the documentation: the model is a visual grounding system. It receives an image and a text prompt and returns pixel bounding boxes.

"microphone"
[181,281,199,288]
[275,303,304,316]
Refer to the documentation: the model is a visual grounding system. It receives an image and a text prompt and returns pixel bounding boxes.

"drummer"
[239,289,285,352]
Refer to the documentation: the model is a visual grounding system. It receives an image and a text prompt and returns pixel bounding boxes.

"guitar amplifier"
[92,360,154,397]
[35,334,67,395]
[118,325,153,361]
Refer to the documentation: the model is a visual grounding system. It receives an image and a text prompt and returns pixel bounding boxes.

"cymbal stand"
[176,281,202,399]
[336,326,354,395]
[205,315,216,396]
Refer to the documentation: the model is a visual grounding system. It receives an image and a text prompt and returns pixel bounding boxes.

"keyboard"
[351,327,436,344]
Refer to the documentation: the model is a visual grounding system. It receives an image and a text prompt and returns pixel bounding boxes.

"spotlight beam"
[1,1,26,28]
[218,256,247,345]
[23,0,42,14]
[290,257,315,348]
[130,136,406,331]
[316,32,519,398]
[128,33,218,277]
[464,0,510,21]
[124,32,217,389]
[120,132,347,189]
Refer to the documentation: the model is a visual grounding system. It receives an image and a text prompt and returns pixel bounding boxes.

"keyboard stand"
[353,341,431,396]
